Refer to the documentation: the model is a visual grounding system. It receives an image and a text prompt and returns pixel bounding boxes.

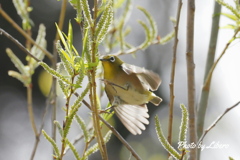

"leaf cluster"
[6,24,46,87]
[216,0,240,32]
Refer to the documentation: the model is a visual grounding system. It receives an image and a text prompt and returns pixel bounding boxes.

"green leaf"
[178,104,189,145]
[72,83,89,109]
[221,12,238,21]
[68,22,73,54]
[96,0,113,43]
[138,20,151,49]
[220,24,236,29]
[29,24,46,69]
[216,0,240,19]
[160,30,175,44]
[69,0,82,23]
[155,115,181,159]
[66,139,81,160]
[8,70,30,86]
[137,6,158,41]
[229,157,235,160]
[39,61,72,85]
[42,130,60,157]
[84,131,112,158]
[56,41,74,76]
[6,48,28,76]
[12,0,34,30]
[63,105,80,138]
[80,0,93,27]
[75,115,89,142]
[54,120,63,137]
[56,23,71,58]
[114,0,126,8]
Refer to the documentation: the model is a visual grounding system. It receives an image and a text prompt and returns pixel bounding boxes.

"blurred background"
[0,0,240,159]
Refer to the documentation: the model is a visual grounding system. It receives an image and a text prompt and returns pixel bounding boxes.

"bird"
[100,55,162,135]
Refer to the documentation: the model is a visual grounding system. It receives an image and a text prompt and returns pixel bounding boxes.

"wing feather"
[114,104,149,135]
[121,63,161,91]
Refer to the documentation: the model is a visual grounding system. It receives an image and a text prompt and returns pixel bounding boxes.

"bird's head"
[100,55,123,68]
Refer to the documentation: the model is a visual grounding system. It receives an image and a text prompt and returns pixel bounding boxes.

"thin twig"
[50,47,58,160]
[186,0,197,159]
[168,0,182,146]
[82,100,141,160]
[30,92,52,160]
[0,7,53,60]
[203,27,240,89]
[197,101,240,145]
[26,84,38,142]
[0,28,40,62]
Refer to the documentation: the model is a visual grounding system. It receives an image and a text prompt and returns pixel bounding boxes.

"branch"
[168,0,182,147]
[0,28,40,62]
[203,27,240,89]
[0,7,53,60]
[197,2,221,159]
[197,101,240,145]
[82,100,141,160]
[186,0,197,159]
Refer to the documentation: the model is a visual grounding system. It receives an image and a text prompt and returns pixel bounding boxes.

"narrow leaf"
[221,12,237,21]
[72,83,89,109]
[12,0,34,30]
[56,23,71,56]
[84,131,112,158]
[96,0,113,43]
[138,20,151,49]
[42,130,60,157]
[155,115,181,159]
[137,6,158,41]
[66,139,81,160]
[39,61,72,85]
[178,104,189,145]
[56,41,74,76]
[75,115,89,142]
[8,70,30,86]
[29,24,47,69]
[216,0,240,19]
[63,103,81,138]
[80,0,93,27]
[6,48,28,76]
[160,30,175,44]
[67,22,73,54]
[54,120,63,137]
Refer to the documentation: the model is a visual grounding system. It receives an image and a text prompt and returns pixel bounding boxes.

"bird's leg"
[99,106,114,114]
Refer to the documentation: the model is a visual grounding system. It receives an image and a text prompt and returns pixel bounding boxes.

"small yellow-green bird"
[100,55,162,135]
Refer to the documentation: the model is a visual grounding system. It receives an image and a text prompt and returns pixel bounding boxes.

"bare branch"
[168,0,183,147]
[197,101,240,145]
[186,0,197,159]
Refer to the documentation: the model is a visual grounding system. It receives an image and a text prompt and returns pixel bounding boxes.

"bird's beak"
[99,58,109,61]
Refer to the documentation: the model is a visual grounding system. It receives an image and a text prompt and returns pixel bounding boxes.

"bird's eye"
[109,56,115,62]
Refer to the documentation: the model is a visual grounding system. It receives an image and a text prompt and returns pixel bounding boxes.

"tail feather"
[150,94,162,106]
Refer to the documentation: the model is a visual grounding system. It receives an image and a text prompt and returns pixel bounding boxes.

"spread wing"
[114,104,149,135]
[121,63,161,91]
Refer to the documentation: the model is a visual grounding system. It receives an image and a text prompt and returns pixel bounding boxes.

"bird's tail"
[150,94,162,106]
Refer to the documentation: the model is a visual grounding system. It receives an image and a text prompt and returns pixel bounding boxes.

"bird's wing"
[114,104,149,135]
[121,63,161,91]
